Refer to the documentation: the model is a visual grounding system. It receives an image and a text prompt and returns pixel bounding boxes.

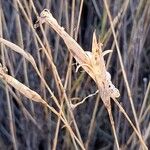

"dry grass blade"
[0,38,61,113]
[34,9,95,80]
[0,64,85,150]
[112,97,148,149]
[103,0,148,149]
[35,9,149,150]
[35,9,121,149]
[0,38,85,149]
[0,65,45,103]
[14,4,84,145]
[0,38,36,67]
[0,1,149,149]
[35,9,120,100]
[90,33,120,149]
[139,81,150,119]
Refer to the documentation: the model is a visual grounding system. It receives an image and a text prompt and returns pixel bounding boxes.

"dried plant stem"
[52,100,64,150]
[16,3,84,144]
[107,107,120,150]
[34,7,148,149]
[6,85,40,129]
[126,81,150,147]
[5,84,18,150]
[54,0,63,62]
[74,0,84,40]
[49,64,84,147]
[112,97,148,150]
[0,39,84,149]
[35,9,119,149]
[53,0,83,141]
[53,55,80,150]
[97,83,120,149]
[102,0,129,45]
[53,0,84,141]
[45,102,84,150]
[0,11,17,149]
[53,60,78,149]
[53,93,79,149]
[0,68,85,150]
[35,11,84,149]
[34,11,93,78]
[103,0,147,149]
[53,98,78,150]
[85,94,100,149]
[13,0,35,115]
[44,101,84,150]
[1,1,149,149]
[139,81,150,119]
[52,63,72,149]
[53,2,84,142]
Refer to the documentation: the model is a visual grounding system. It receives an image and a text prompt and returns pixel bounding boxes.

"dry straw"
[34,9,148,150]
[0,7,148,150]
[0,38,85,149]
[0,61,85,149]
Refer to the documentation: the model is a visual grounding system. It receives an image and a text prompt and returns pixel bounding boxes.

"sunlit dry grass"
[0,0,150,150]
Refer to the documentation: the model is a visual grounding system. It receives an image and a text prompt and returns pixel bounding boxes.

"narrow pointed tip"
[93,30,96,40]
[92,30,98,52]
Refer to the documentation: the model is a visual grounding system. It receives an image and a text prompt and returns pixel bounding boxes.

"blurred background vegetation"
[0,0,150,150]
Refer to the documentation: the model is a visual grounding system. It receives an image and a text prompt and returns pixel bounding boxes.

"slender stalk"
[103,0,146,148]
[107,107,120,150]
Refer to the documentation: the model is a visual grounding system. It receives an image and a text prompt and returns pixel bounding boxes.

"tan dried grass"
[33,9,148,150]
